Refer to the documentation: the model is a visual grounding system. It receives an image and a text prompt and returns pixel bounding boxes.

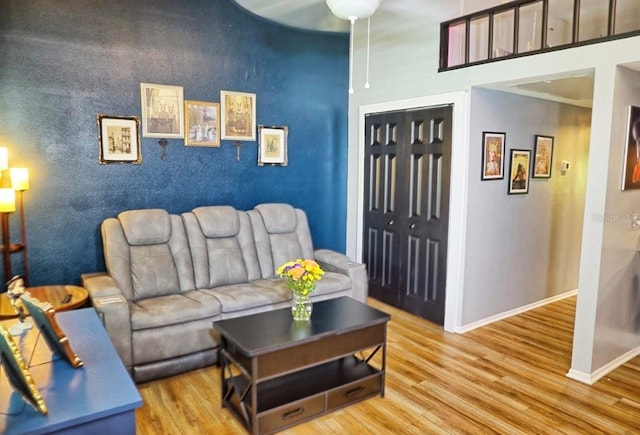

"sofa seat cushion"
[130,290,222,330]
[311,271,352,298]
[201,280,290,314]
[132,317,219,365]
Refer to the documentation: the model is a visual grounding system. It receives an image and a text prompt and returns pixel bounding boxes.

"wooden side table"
[0,285,89,319]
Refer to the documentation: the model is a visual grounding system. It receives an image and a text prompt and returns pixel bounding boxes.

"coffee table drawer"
[327,374,382,410]
[258,395,325,434]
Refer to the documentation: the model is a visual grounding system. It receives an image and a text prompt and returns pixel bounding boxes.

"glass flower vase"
[291,291,312,321]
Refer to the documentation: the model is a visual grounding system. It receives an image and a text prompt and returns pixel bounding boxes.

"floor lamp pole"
[17,190,29,287]
[2,212,11,284]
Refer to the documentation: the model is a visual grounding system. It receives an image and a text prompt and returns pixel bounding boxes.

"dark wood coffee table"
[213,296,390,434]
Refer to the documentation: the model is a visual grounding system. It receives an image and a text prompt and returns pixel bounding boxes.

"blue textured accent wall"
[0,0,349,286]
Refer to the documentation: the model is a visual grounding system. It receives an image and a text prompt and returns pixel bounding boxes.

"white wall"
[346,0,640,381]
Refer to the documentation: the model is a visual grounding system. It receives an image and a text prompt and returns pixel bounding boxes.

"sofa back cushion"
[102,209,195,301]
[183,206,261,289]
[249,203,315,278]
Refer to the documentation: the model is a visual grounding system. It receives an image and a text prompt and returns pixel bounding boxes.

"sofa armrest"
[80,272,133,373]
[314,249,368,304]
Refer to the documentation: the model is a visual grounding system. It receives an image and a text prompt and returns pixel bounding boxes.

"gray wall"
[463,88,590,324]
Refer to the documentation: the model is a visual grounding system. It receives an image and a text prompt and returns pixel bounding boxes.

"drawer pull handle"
[345,386,364,398]
[283,407,304,420]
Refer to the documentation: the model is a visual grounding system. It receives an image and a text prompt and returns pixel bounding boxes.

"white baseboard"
[453,289,578,334]
[567,346,640,385]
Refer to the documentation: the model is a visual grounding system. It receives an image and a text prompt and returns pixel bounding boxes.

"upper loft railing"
[440,0,640,71]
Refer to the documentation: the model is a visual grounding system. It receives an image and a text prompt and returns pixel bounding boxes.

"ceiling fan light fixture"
[325,0,383,20]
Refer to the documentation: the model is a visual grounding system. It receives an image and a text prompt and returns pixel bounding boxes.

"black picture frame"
[481,131,505,180]
[508,149,531,194]
[97,114,142,164]
[258,125,288,166]
[622,105,640,190]
[532,135,554,178]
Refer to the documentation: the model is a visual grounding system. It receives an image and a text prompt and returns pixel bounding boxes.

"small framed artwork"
[481,131,505,180]
[140,82,184,138]
[508,149,531,194]
[0,324,48,414]
[21,293,84,369]
[184,100,220,147]
[532,135,554,178]
[622,105,640,190]
[97,114,142,164]
[221,90,256,141]
[258,125,288,166]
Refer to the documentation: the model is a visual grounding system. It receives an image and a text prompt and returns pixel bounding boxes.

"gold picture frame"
[97,114,142,164]
[140,82,184,138]
[258,125,288,166]
[184,100,220,147]
[0,324,48,415]
[20,294,83,369]
[220,90,256,141]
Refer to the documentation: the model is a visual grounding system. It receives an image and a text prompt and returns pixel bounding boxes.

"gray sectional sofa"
[81,203,367,383]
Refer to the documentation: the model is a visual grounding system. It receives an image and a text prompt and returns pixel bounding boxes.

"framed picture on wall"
[220,90,256,141]
[621,105,640,190]
[184,100,220,147]
[481,131,505,180]
[140,83,184,138]
[532,135,554,178]
[97,114,142,164]
[508,149,531,194]
[258,125,288,166]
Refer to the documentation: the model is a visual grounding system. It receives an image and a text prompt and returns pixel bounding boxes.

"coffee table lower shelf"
[223,355,383,434]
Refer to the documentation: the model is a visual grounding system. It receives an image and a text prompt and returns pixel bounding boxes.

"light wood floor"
[136,296,640,434]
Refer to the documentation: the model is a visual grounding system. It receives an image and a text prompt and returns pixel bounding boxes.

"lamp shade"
[0,188,15,212]
[10,168,29,191]
[326,0,383,20]
[0,148,7,171]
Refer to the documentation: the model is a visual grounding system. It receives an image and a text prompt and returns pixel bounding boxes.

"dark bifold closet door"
[363,105,452,325]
